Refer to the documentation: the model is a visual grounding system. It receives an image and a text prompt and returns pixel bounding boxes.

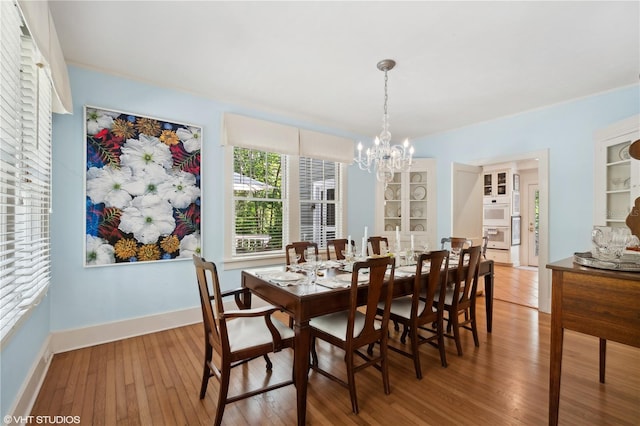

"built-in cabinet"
[483,170,510,199]
[375,158,437,250]
[483,165,520,266]
[594,115,640,228]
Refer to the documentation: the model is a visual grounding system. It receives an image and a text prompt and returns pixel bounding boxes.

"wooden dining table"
[241,259,494,425]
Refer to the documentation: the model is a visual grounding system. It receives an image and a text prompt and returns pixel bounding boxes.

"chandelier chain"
[383,70,388,117]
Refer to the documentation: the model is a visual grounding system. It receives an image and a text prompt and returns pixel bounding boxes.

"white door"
[452,163,483,241]
[528,183,539,266]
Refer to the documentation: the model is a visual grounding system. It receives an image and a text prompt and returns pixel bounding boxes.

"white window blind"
[0,1,52,343]
[299,158,341,248]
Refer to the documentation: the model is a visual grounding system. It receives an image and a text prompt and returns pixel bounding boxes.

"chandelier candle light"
[355,59,414,184]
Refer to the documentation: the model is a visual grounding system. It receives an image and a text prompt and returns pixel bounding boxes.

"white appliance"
[483,226,511,249]
[483,202,511,226]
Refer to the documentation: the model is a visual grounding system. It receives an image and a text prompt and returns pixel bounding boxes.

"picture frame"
[84,106,202,267]
[511,216,521,246]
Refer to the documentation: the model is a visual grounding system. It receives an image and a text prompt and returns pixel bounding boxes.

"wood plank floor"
[493,265,538,308]
[32,269,639,425]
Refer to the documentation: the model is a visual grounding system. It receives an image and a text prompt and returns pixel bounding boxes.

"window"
[0,2,53,342]
[299,157,339,247]
[223,114,353,266]
[233,147,285,254]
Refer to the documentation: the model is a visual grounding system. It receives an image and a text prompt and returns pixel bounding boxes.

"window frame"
[223,145,348,269]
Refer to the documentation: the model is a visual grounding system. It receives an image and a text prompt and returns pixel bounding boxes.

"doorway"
[453,151,547,311]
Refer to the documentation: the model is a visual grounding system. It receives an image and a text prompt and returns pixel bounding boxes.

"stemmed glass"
[289,254,302,272]
[341,248,355,271]
[303,253,318,285]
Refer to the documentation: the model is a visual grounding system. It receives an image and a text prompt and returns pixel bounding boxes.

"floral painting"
[84,106,202,266]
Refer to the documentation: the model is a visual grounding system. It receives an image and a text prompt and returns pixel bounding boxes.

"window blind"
[0,1,52,343]
[299,158,340,247]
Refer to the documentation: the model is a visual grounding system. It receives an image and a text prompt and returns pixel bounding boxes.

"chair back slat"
[453,246,482,306]
[349,256,395,345]
[415,250,449,319]
[193,255,228,355]
[326,239,356,260]
[285,241,318,264]
[367,236,389,256]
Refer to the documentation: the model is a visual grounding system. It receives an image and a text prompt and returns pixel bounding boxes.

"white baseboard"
[6,335,53,425]
[51,306,202,354]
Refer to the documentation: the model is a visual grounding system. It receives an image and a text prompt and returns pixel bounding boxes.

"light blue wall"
[412,85,639,261]
[1,295,50,418]
[49,65,368,332]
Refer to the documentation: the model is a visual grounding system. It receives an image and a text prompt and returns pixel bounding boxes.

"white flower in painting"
[118,195,176,244]
[86,108,119,135]
[86,235,115,265]
[86,166,137,209]
[178,232,201,258]
[124,166,171,198]
[120,134,173,174]
[176,126,201,153]
[157,171,200,209]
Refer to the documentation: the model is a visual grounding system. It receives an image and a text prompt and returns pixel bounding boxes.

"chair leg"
[346,351,359,414]
[263,354,273,370]
[200,344,212,399]
[470,306,480,347]
[410,326,422,379]
[437,319,448,368]
[452,312,463,356]
[214,363,231,426]
[393,319,400,331]
[400,324,409,344]
[310,337,319,367]
[381,339,391,395]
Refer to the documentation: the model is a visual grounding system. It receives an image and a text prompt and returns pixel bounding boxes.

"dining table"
[241,258,495,426]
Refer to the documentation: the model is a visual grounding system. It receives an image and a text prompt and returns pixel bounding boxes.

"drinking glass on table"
[289,254,302,272]
[303,253,318,285]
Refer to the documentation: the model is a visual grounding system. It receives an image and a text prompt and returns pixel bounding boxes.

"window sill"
[223,252,286,270]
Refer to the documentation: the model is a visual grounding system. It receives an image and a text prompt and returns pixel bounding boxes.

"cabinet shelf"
[376,159,436,249]
[594,115,639,228]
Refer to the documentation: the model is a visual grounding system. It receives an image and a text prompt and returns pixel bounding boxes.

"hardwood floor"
[493,264,538,308]
[32,275,639,425]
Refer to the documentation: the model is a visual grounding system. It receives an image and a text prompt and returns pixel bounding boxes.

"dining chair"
[440,237,473,254]
[285,241,318,264]
[379,250,450,379]
[309,256,396,414]
[326,238,356,260]
[367,236,389,256]
[434,245,482,356]
[193,255,295,426]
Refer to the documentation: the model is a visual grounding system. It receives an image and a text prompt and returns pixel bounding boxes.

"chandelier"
[354,59,414,183]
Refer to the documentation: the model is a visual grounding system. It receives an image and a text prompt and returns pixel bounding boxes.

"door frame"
[460,149,550,313]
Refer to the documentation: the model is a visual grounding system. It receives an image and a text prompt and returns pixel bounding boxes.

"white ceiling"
[49,1,639,139]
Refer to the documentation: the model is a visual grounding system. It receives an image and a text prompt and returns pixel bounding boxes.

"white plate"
[385,224,394,231]
[412,186,426,200]
[411,173,422,183]
[413,224,424,231]
[411,208,422,218]
[264,271,303,282]
[619,145,630,160]
[384,188,394,200]
[396,188,402,199]
[386,205,395,217]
